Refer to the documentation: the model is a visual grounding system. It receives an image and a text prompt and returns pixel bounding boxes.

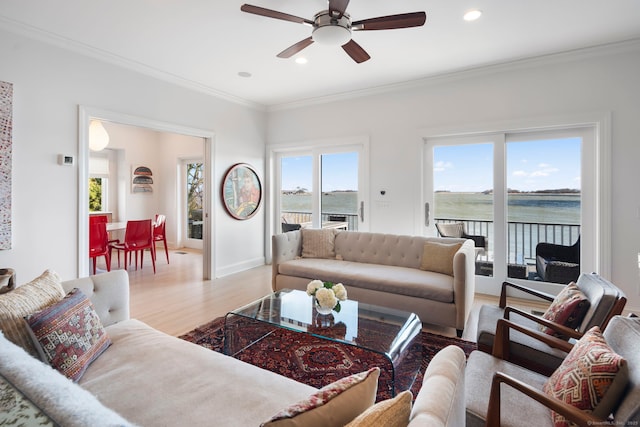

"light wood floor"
[114,248,548,341]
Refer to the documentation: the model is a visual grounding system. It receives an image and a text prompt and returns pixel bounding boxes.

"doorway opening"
[78,106,214,279]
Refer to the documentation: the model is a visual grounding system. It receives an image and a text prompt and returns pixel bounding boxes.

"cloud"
[513,170,527,177]
[434,161,453,172]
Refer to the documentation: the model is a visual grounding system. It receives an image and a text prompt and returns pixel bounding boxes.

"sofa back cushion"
[576,273,625,333]
[334,232,466,270]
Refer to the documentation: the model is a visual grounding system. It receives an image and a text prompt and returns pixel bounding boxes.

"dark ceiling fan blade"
[240,4,314,26]
[342,39,370,63]
[352,12,426,31]
[277,37,314,58]
[328,0,350,19]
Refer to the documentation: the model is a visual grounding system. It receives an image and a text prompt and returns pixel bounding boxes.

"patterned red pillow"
[539,282,590,336]
[25,288,111,381]
[543,327,628,427]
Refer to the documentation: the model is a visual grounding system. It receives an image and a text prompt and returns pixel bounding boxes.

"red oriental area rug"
[179,316,476,402]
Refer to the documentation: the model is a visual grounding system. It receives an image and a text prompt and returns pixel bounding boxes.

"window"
[89,154,109,212]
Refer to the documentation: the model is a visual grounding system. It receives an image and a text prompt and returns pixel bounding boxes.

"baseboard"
[215,257,265,278]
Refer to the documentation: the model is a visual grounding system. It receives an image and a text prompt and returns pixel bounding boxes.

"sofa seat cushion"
[465,351,552,427]
[278,259,454,303]
[79,319,316,427]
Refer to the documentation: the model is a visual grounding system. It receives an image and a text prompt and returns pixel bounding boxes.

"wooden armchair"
[466,315,640,427]
[476,272,626,375]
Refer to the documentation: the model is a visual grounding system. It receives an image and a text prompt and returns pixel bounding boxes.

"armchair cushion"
[539,282,590,337]
[543,326,628,426]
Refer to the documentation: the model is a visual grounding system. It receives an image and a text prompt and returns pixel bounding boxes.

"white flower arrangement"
[306,280,348,313]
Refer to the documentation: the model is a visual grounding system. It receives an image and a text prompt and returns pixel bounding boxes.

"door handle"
[359,201,364,222]
[425,202,430,227]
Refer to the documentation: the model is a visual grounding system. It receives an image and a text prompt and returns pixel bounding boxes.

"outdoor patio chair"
[475,272,626,376]
[435,221,487,253]
[466,315,640,427]
[536,236,580,283]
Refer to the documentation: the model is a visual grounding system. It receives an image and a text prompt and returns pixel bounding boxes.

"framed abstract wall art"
[222,163,262,220]
[0,81,12,249]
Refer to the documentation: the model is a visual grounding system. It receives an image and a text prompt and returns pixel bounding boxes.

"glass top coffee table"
[224,289,422,396]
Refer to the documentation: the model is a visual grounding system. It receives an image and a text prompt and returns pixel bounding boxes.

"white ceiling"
[1,1,640,108]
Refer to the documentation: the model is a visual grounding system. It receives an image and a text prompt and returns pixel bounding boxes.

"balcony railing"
[281,213,579,268]
[281,211,359,231]
[435,218,580,264]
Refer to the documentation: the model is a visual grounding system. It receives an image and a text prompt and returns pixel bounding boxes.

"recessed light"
[295,57,308,65]
[463,9,482,21]
[238,71,252,78]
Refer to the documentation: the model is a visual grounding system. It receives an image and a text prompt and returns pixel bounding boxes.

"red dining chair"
[89,222,111,275]
[153,214,169,264]
[89,214,109,225]
[109,219,156,273]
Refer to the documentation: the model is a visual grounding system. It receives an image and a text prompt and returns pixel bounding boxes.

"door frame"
[78,106,214,279]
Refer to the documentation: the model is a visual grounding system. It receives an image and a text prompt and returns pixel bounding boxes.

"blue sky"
[281,138,581,193]
[434,138,581,192]
[281,152,359,191]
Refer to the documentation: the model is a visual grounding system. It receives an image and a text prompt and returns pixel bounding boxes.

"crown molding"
[0,15,267,112]
[268,37,640,112]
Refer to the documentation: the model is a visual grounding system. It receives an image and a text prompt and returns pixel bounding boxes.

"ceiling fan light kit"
[312,12,351,45]
[241,2,426,63]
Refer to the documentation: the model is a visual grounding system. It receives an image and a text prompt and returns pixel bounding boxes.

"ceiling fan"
[240,1,426,63]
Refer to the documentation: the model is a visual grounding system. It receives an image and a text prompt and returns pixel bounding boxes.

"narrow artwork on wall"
[0,81,12,250]
[132,165,153,193]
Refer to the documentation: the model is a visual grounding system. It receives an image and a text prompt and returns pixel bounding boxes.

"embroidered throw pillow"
[539,282,590,336]
[346,390,412,427]
[0,270,66,356]
[301,229,337,259]
[25,288,111,382]
[261,367,380,427]
[419,241,462,276]
[543,326,628,427]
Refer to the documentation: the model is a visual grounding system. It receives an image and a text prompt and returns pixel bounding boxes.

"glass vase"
[314,299,334,315]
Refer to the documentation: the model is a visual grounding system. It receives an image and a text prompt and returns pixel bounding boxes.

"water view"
[282,191,580,225]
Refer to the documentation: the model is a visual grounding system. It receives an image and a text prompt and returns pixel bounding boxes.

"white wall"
[268,42,640,312]
[0,29,266,282]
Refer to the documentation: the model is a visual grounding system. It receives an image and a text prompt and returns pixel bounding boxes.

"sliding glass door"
[425,126,593,286]
[276,144,366,233]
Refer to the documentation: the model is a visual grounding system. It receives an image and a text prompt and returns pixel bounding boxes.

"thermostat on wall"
[58,154,74,166]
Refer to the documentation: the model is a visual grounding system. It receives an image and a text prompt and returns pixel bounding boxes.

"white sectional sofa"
[272,230,476,336]
[0,269,467,427]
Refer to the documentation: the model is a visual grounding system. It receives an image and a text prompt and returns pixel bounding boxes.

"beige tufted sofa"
[272,230,476,336]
